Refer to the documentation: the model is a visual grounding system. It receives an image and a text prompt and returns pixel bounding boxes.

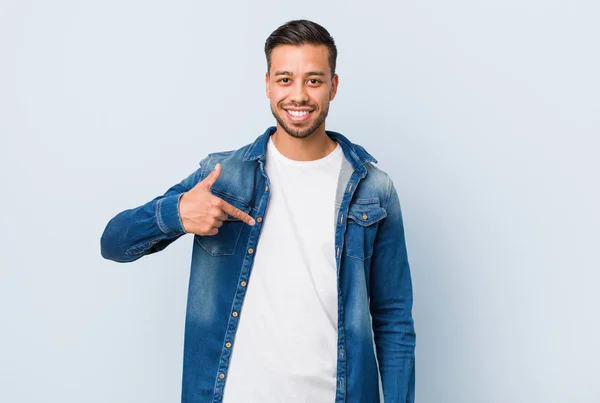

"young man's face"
[266,44,339,139]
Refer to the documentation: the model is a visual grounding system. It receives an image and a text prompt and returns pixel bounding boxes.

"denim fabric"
[101,126,415,403]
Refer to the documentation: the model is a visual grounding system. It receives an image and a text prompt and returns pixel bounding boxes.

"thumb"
[200,163,221,190]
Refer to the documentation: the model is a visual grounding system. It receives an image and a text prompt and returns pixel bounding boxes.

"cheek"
[312,87,330,100]
[269,88,286,105]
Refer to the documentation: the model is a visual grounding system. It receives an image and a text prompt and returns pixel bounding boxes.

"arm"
[370,177,416,402]
[100,162,206,263]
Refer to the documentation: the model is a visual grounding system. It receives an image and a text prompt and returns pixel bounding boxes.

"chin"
[283,125,316,139]
[271,105,328,139]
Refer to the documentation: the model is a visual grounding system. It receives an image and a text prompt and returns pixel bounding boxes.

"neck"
[271,124,338,161]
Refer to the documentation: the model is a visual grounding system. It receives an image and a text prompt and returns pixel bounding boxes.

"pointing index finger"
[219,199,255,226]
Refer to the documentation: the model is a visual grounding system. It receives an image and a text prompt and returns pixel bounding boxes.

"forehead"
[270,44,330,73]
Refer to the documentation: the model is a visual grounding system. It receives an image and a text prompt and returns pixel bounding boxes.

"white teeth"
[288,110,309,117]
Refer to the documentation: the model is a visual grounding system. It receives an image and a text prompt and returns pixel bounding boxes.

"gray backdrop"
[1,0,598,402]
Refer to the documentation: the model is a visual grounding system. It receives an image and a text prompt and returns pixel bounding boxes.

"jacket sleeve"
[100,158,208,263]
[370,177,416,402]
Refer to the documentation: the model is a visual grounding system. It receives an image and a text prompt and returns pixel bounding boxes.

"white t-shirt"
[222,136,343,403]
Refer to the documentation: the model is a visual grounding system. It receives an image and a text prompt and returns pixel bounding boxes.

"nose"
[290,80,309,104]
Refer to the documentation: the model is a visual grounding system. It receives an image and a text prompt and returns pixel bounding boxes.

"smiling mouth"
[286,109,310,116]
[284,109,312,122]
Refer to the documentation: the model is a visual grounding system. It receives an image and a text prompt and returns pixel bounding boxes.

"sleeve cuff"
[156,193,186,235]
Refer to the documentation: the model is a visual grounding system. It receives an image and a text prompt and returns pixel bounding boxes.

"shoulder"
[198,140,256,173]
[196,140,258,205]
[365,162,391,188]
[364,163,394,207]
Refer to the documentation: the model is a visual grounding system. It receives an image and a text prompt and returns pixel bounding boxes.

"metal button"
[257,217,262,223]
[339,214,344,224]
[232,311,238,317]
[219,374,225,379]
[362,213,368,220]
[248,248,254,254]
[225,342,232,348]
[265,186,269,191]
[240,281,247,287]
[347,183,353,192]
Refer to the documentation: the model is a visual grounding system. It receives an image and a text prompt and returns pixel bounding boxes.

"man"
[101,19,415,403]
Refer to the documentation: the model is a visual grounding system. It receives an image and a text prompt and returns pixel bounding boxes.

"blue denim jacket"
[101,126,415,403]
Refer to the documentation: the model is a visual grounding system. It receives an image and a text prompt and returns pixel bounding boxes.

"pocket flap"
[347,203,387,226]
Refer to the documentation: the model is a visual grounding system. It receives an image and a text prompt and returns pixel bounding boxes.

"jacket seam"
[156,197,169,235]
[383,176,393,210]
[201,154,212,180]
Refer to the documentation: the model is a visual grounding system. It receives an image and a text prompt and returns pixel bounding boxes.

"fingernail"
[250,219,256,225]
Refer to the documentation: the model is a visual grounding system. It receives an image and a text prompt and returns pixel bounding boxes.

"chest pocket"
[194,193,251,257]
[344,200,387,261]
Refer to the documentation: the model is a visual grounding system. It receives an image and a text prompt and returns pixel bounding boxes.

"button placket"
[335,177,361,400]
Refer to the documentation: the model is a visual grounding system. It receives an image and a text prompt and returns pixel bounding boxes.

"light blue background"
[1,1,598,402]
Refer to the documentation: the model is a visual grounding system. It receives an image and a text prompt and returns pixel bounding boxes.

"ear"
[265,72,271,99]
[329,74,339,101]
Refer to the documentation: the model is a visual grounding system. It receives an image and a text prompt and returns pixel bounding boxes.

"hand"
[178,163,255,235]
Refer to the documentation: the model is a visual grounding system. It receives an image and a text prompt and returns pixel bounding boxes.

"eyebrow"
[274,70,327,77]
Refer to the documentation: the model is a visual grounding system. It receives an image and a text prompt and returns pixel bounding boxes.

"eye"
[308,79,322,86]
[278,78,291,84]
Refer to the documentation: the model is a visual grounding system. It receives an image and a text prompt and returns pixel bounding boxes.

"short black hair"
[264,19,337,76]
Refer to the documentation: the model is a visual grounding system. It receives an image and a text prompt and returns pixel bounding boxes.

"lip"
[284,107,313,111]
[284,108,312,122]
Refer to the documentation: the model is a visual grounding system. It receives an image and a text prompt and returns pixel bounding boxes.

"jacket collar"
[243,126,377,174]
